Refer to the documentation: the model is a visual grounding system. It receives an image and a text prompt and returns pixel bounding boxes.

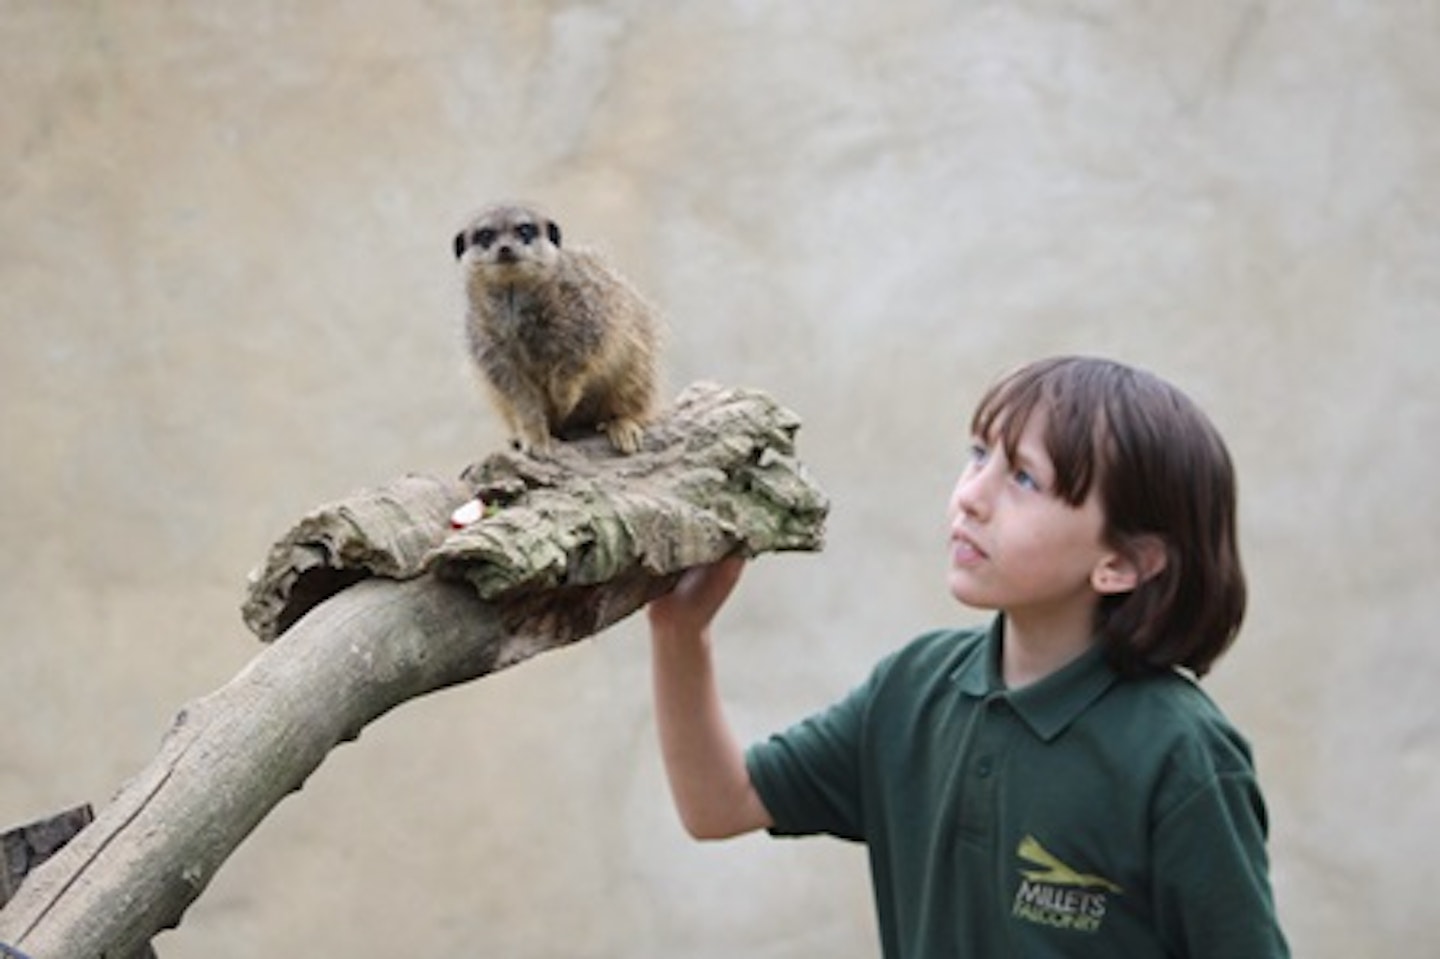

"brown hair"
[971,356,1245,677]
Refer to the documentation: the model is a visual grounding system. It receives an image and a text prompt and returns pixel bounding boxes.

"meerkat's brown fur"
[455,204,661,454]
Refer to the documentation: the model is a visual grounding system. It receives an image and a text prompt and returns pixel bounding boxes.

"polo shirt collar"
[950,616,1119,742]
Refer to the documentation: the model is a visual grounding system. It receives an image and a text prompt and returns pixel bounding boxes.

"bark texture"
[0,382,826,959]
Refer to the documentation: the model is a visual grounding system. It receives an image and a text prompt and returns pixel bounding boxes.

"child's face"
[946,407,1118,626]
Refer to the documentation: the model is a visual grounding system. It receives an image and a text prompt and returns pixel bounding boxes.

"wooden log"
[242,381,826,640]
[0,382,827,958]
[1,806,93,910]
[1,807,156,958]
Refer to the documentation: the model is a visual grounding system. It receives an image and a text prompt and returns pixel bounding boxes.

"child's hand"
[648,556,746,639]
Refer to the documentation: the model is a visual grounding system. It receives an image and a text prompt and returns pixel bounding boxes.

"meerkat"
[454,203,661,455]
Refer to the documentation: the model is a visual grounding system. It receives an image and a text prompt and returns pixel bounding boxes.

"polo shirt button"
[976,757,994,778]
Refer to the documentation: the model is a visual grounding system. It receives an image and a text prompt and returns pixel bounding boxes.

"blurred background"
[2,2,1435,956]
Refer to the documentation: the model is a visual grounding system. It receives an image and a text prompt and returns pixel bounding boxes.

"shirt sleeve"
[744,668,878,842]
[1150,765,1290,958]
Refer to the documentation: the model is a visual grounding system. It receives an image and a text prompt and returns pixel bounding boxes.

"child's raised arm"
[648,558,774,840]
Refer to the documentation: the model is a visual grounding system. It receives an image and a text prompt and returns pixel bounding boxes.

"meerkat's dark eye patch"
[515,222,539,244]
[454,227,501,259]
[547,221,562,247]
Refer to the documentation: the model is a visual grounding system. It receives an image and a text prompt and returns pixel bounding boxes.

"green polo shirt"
[745,620,1288,958]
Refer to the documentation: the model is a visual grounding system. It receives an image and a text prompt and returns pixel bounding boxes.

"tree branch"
[0,382,827,958]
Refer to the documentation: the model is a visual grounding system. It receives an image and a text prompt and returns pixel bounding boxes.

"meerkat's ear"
[453,231,468,260]
[546,220,562,247]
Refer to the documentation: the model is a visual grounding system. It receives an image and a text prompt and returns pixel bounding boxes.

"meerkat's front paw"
[604,418,645,454]
[513,424,555,456]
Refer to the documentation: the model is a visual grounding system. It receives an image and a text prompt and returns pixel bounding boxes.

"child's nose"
[964,448,1013,512]
[949,467,992,523]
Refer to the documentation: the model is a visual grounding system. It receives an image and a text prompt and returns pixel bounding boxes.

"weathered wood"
[0,382,826,958]
[242,381,825,642]
[1,807,156,958]
[241,472,471,641]
[1,806,92,910]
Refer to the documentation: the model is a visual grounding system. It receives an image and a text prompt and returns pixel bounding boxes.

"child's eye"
[1013,469,1041,492]
[967,442,989,466]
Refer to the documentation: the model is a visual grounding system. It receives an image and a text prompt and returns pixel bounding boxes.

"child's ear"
[1092,535,1168,595]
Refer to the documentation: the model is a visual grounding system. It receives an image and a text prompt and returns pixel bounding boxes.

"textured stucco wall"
[2,3,1436,956]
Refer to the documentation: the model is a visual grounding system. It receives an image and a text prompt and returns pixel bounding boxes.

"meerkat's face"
[454,205,563,279]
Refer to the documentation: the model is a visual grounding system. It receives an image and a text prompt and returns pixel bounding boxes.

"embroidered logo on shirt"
[1011,835,1121,934]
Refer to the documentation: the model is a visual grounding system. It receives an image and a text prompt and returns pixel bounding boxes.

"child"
[647,355,1288,957]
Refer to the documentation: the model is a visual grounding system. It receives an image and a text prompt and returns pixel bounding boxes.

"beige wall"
[3,3,1435,956]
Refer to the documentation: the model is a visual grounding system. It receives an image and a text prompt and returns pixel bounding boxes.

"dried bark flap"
[241,474,472,641]
[239,382,828,642]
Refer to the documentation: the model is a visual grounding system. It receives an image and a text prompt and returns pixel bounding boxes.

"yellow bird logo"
[1017,835,1123,894]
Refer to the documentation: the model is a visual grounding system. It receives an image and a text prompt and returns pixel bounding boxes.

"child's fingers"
[674,556,745,606]
[651,556,747,632]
